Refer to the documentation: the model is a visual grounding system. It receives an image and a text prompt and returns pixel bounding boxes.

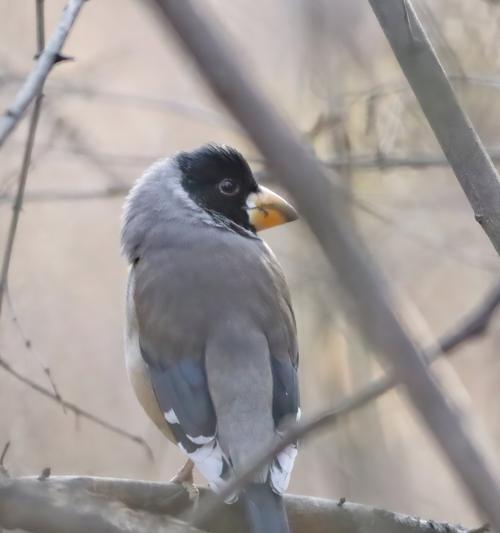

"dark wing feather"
[264,251,300,427]
[271,355,299,424]
[144,351,216,448]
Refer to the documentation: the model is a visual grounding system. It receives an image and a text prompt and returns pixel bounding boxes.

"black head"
[177,144,259,231]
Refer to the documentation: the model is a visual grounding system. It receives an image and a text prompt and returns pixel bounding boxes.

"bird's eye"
[218,178,240,196]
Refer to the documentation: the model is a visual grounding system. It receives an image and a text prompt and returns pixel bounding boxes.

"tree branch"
[0,476,205,533]
[0,0,85,148]
[148,1,500,529]
[0,476,470,533]
[437,282,500,352]
[0,1,66,413]
[0,0,46,319]
[368,0,500,254]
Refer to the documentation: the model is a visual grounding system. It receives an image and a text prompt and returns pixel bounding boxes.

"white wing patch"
[165,406,299,499]
[270,443,298,494]
[270,408,301,494]
[165,408,234,501]
[187,433,215,445]
[164,409,180,425]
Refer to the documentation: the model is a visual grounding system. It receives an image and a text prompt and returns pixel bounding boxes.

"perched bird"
[121,144,300,533]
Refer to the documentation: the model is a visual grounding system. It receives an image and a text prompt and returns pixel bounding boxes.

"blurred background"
[1,0,500,529]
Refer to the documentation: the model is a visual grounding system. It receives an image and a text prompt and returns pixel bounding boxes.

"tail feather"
[241,483,290,533]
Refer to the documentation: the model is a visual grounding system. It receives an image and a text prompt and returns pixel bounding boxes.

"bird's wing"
[146,352,233,492]
[266,252,300,423]
[131,255,233,494]
[261,250,300,494]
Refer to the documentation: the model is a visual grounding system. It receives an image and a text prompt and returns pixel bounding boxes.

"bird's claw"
[181,480,199,501]
[170,459,198,501]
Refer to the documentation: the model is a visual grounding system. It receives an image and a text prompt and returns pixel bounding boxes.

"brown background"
[1,0,500,529]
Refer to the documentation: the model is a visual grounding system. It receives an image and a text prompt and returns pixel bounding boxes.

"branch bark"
[0,476,471,533]
[0,475,205,533]
[368,0,500,254]
[148,0,500,529]
[0,0,85,148]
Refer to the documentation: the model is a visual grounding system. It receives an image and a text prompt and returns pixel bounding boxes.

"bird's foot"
[170,459,198,501]
[181,480,199,501]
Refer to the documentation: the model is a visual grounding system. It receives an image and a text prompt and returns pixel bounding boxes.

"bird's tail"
[241,483,291,533]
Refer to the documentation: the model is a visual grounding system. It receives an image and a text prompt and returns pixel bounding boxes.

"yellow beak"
[246,185,298,232]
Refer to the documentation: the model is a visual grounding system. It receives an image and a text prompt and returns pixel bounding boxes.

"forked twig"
[0,354,153,460]
[0,0,86,147]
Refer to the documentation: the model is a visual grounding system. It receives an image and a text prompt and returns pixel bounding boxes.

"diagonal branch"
[0,353,153,459]
[0,0,85,148]
[437,282,500,351]
[148,0,500,528]
[368,0,500,255]
[192,281,500,523]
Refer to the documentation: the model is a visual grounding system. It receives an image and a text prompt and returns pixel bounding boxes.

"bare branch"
[0,185,129,203]
[0,476,470,533]
[5,283,66,413]
[0,443,10,468]
[368,0,500,254]
[148,1,500,528]
[438,283,500,352]
[0,73,237,131]
[0,1,67,414]
[0,0,47,319]
[0,353,153,459]
[0,0,86,148]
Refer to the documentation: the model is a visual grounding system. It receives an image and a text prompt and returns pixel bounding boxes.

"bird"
[121,144,300,533]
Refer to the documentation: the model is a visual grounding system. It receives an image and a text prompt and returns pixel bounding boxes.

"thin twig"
[438,284,500,351]
[0,0,47,319]
[5,288,66,412]
[0,0,85,147]
[0,102,42,316]
[0,1,65,412]
[0,73,236,130]
[7,145,500,191]
[0,353,154,460]
[0,443,10,467]
[148,1,500,528]
[191,281,500,524]
[0,185,129,203]
[324,150,500,170]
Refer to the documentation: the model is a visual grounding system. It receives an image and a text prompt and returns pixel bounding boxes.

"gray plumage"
[121,150,299,502]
